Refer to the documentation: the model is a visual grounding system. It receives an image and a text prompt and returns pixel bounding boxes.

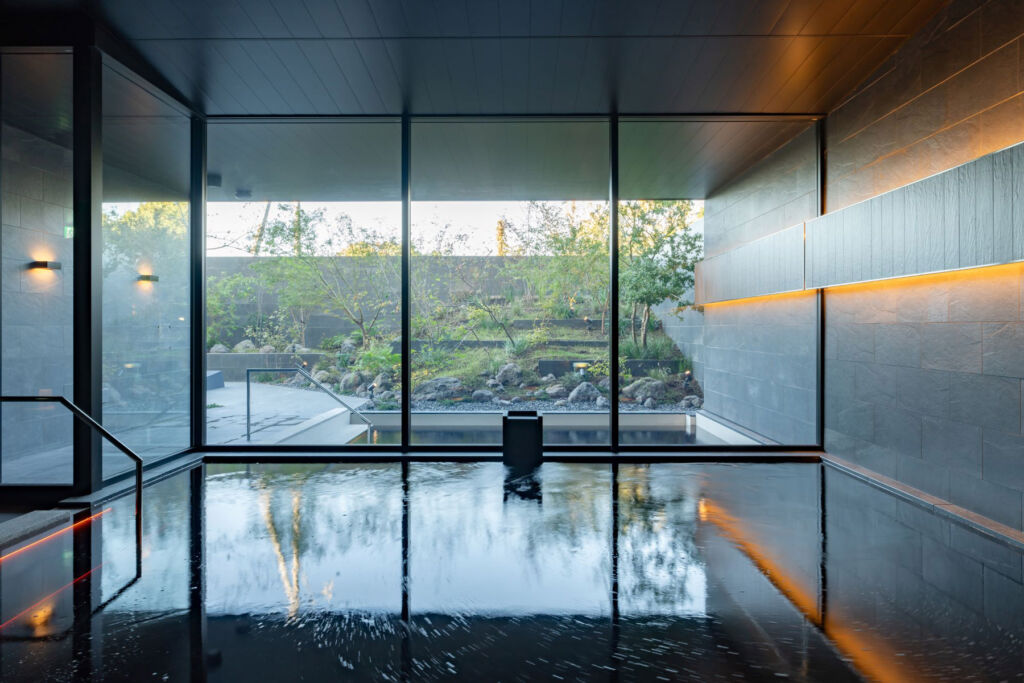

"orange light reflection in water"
[700,498,919,683]
[0,508,111,564]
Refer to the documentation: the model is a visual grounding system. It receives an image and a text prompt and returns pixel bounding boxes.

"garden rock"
[643,398,657,409]
[497,399,513,407]
[339,340,357,354]
[545,384,568,399]
[233,339,256,353]
[259,345,276,354]
[209,344,229,353]
[412,376,464,400]
[377,390,396,402]
[595,396,610,409]
[680,395,703,410]
[554,399,568,407]
[472,389,495,402]
[568,381,601,403]
[540,373,556,382]
[372,373,392,390]
[486,378,502,388]
[622,377,666,403]
[283,343,300,353]
[339,372,362,392]
[509,396,522,403]
[495,362,522,385]
[518,382,526,388]
[313,370,331,383]
[598,377,610,391]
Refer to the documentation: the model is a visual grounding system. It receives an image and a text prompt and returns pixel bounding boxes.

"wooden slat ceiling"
[18,0,944,116]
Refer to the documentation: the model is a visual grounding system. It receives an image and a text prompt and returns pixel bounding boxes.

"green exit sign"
[64,225,74,238]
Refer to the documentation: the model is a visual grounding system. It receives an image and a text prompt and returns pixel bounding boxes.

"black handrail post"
[0,396,144,576]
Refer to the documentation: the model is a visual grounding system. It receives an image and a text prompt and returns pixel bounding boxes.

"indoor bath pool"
[0,462,1021,681]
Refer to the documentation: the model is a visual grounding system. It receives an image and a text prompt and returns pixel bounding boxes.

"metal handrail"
[0,395,143,577]
[245,365,373,441]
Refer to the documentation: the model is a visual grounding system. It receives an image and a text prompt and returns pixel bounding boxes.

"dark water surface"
[1,462,1020,681]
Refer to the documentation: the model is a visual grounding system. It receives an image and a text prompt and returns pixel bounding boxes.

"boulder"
[545,384,568,399]
[554,399,568,407]
[283,343,300,353]
[372,373,392,390]
[339,372,362,392]
[643,397,657,409]
[209,344,229,353]
[472,389,495,402]
[412,376,464,400]
[622,377,666,403]
[232,339,256,353]
[509,396,523,403]
[540,373,556,382]
[680,395,703,410]
[495,362,522,385]
[486,378,502,388]
[313,370,331,383]
[339,340,357,354]
[259,345,276,354]
[598,377,611,391]
[377,390,396,402]
[595,396,610,409]
[568,381,600,403]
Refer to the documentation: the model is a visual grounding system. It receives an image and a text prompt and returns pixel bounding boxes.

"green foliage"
[504,336,531,358]
[356,342,400,376]
[620,335,680,361]
[206,272,260,347]
[320,334,350,350]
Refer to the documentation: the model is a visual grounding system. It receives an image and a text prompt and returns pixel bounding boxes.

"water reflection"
[0,461,1020,681]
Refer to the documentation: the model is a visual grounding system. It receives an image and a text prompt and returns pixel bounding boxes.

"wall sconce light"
[27,260,61,270]
[137,274,159,283]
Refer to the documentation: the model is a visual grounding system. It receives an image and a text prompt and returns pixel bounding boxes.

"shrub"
[357,342,400,376]
[320,334,349,350]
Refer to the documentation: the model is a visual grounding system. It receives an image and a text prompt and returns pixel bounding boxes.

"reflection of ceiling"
[205,118,813,202]
[1,52,74,150]
[102,62,190,202]
[207,119,401,202]
[619,119,813,199]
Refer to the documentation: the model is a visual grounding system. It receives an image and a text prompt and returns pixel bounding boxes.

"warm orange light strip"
[697,259,1024,308]
[0,564,103,631]
[701,499,919,683]
[0,508,111,564]
[824,260,1024,294]
[698,288,816,309]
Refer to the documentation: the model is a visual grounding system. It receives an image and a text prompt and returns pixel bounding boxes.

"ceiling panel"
[8,0,940,116]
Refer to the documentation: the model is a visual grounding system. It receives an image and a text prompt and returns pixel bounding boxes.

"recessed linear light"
[27,260,61,270]
[137,274,159,282]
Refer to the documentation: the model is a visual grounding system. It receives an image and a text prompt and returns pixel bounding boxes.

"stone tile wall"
[703,126,817,259]
[827,0,1024,210]
[0,122,75,477]
[824,263,1024,529]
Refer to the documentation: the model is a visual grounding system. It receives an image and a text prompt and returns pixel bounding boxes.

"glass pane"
[1,51,74,484]
[101,60,191,476]
[618,119,819,446]
[411,118,610,446]
[205,120,401,446]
